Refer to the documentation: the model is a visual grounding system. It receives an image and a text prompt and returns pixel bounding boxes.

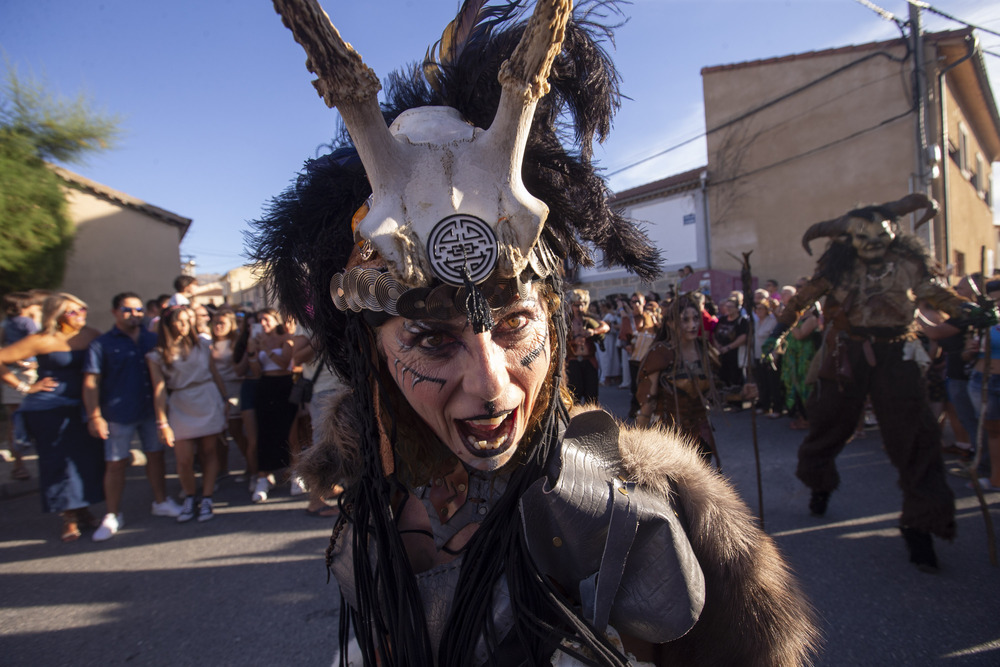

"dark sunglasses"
[119,306,144,314]
[631,299,642,304]
[65,307,88,317]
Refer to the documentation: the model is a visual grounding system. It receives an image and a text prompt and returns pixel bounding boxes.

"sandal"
[60,512,81,543]
[11,466,30,481]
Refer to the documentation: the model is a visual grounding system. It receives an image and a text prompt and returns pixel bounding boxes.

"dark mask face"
[849,216,895,263]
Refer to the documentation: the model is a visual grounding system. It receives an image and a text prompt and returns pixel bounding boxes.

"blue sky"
[2,0,998,275]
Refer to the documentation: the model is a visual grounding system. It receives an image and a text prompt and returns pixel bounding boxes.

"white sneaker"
[92,513,123,542]
[177,496,196,523]
[198,497,214,522]
[251,475,273,503]
[290,476,307,496]
[151,497,182,518]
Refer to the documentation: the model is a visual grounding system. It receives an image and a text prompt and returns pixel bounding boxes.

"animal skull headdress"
[800,193,939,259]
[274,0,574,326]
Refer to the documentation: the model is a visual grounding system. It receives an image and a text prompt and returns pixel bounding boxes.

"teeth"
[466,416,505,427]
[466,435,504,450]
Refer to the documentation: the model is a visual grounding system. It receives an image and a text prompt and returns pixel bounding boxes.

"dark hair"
[257,307,286,335]
[155,306,197,368]
[112,291,142,310]
[3,291,32,317]
[156,294,171,308]
[173,275,197,293]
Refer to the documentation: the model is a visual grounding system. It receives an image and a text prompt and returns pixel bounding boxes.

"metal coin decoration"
[327,237,556,318]
[373,273,401,316]
[330,272,347,311]
[427,215,498,287]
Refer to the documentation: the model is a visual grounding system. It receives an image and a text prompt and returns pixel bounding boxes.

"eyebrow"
[407,298,540,332]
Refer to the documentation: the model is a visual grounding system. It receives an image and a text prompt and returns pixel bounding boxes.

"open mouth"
[455,409,517,458]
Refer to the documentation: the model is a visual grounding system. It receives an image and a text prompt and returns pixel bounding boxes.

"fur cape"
[300,395,820,666]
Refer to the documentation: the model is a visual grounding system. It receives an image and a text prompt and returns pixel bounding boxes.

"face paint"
[379,287,550,471]
[520,334,548,368]
[393,357,447,391]
[680,307,701,342]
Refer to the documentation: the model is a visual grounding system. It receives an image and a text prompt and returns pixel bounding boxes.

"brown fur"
[614,415,820,666]
[300,397,820,666]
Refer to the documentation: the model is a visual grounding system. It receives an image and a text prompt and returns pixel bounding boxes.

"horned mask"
[273,0,572,325]
[800,193,939,263]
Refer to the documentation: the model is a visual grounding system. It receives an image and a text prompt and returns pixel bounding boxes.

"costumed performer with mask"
[777,193,993,571]
[252,0,818,665]
[634,293,721,466]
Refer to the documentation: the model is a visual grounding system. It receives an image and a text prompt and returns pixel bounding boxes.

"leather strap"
[589,475,638,631]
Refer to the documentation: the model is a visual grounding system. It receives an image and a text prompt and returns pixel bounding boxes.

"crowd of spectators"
[6,267,997,542]
[0,277,344,543]
[583,268,998,490]
[573,278,817,428]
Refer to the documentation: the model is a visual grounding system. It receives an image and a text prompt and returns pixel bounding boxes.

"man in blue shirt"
[83,292,181,541]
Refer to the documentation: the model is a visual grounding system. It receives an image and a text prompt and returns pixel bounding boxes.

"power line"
[711,107,913,186]
[909,1,1000,40]
[609,43,908,178]
[605,132,706,177]
[852,0,904,26]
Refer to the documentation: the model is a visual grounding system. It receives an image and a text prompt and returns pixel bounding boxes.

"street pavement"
[1,385,998,666]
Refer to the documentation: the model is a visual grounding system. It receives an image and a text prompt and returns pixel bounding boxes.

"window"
[954,250,965,279]
[958,122,970,176]
[975,153,987,200]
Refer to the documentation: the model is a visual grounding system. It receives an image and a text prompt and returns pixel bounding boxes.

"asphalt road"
[1,385,998,666]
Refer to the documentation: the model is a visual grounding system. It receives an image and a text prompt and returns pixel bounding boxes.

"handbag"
[289,364,322,406]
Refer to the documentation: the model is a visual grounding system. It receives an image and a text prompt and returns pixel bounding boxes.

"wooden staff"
[733,250,764,529]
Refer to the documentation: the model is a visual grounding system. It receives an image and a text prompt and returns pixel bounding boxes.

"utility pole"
[909,2,936,254]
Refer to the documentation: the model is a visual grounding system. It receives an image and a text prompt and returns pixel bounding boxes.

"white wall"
[577,190,706,283]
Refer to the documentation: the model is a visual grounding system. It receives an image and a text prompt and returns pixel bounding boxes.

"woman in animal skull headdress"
[252,1,817,665]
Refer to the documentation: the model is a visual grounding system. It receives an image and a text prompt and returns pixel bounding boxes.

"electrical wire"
[852,0,904,26]
[608,33,910,178]
[710,107,914,186]
[609,0,999,180]
[910,1,1000,40]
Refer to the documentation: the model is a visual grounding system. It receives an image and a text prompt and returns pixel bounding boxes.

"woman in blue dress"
[0,293,105,541]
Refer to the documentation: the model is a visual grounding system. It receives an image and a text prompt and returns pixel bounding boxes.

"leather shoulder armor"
[519,410,705,643]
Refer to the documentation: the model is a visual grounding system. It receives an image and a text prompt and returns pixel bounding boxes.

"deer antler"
[273,0,404,190]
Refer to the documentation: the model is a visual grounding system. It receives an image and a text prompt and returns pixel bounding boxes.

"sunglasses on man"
[119,306,145,314]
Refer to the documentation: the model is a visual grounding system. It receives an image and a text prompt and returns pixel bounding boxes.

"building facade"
[54,166,190,331]
[700,28,998,285]
[575,167,710,299]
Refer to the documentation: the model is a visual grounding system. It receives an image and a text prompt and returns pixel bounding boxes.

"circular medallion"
[426,215,498,286]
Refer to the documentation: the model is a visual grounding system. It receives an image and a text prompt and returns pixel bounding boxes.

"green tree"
[0,66,121,295]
